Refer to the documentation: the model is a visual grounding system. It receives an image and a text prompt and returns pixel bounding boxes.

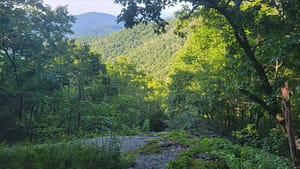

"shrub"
[166,131,292,169]
[141,119,151,132]
[198,138,292,169]
[261,127,287,155]
[232,124,260,147]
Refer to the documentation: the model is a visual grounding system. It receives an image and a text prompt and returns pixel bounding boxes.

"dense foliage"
[107,57,167,133]
[0,0,166,143]
[166,0,300,152]
[166,131,291,169]
[0,0,75,142]
[114,0,300,164]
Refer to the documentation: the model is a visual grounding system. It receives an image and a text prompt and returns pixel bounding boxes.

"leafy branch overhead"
[115,0,300,125]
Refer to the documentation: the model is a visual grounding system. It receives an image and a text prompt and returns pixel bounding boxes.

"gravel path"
[82,135,159,152]
[81,133,183,169]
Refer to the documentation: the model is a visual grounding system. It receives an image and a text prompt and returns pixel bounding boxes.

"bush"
[232,124,260,147]
[261,127,287,155]
[166,131,292,169]
[198,138,292,169]
[0,140,134,169]
[142,119,151,132]
[233,125,288,156]
[167,113,214,135]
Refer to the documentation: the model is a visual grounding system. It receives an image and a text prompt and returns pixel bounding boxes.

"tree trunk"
[281,82,298,166]
[205,1,297,165]
[28,105,37,141]
[5,50,24,139]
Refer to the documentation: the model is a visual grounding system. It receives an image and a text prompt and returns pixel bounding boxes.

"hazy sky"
[43,0,182,16]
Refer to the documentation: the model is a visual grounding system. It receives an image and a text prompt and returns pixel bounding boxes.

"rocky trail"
[83,132,184,169]
[126,137,183,169]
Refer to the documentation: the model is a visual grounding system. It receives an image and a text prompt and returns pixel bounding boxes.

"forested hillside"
[80,19,185,79]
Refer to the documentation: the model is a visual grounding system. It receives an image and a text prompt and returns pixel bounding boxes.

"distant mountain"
[72,12,123,38]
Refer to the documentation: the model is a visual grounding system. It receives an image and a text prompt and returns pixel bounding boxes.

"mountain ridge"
[72,12,124,38]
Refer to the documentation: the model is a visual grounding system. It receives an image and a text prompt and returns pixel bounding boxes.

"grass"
[0,141,135,169]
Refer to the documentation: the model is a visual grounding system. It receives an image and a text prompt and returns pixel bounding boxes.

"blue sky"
[43,0,182,16]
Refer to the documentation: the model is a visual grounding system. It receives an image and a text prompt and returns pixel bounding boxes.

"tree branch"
[205,0,274,96]
[239,88,274,115]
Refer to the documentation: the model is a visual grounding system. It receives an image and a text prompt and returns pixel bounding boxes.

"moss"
[190,159,217,169]
[135,140,165,154]
[165,130,196,146]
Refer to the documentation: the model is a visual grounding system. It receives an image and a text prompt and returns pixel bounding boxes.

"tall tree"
[107,57,167,132]
[114,0,300,163]
[0,0,74,141]
[43,42,112,137]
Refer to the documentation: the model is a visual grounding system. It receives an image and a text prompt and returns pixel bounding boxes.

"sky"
[43,0,183,17]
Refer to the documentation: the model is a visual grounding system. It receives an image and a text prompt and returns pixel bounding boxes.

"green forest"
[0,0,300,168]
[80,19,185,79]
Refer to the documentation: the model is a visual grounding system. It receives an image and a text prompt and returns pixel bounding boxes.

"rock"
[133,144,182,169]
[82,133,183,169]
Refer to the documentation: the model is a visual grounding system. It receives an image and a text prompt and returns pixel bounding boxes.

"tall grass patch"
[0,141,134,169]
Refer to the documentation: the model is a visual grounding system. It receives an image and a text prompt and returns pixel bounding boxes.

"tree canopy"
[115,0,300,133]
[0,0,75,141]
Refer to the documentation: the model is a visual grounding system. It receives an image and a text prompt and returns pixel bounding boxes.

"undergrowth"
[166,131,292,169]
[0,141,135,169]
